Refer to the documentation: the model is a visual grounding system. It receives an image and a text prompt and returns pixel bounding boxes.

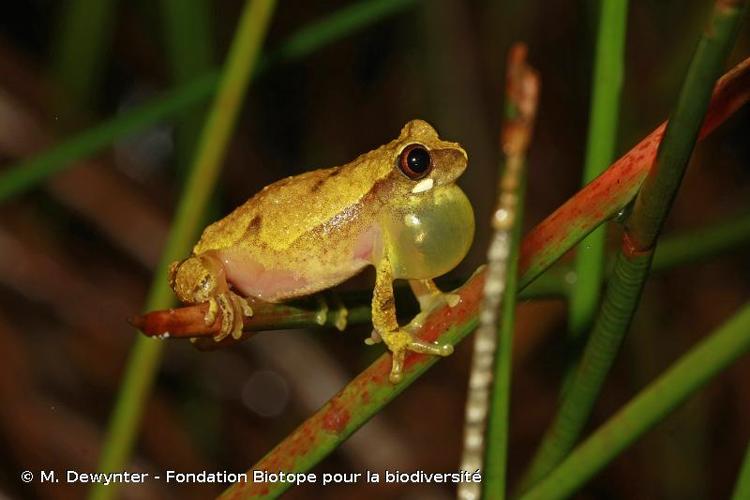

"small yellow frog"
[169,119,475,382]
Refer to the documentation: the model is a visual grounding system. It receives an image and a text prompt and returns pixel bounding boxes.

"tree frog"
[169,119,475,382]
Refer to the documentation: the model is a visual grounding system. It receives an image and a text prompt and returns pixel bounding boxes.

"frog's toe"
[388,349,407,384]
[229,294,251,340]
[204,297,219,325]
[420,291,461,313]
[444,292,461,308]
[379,329,453,384]
[213,294,234,342]
[407,336,454,357]
[364,329,382,346]
[239,297,253,318]
[212,292,253,341]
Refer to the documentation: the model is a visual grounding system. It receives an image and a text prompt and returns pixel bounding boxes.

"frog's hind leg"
[211,291,254,341]
[370,265,453,383]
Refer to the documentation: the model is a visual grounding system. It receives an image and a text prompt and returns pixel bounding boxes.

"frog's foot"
[378,329,453,384]
[330,293,349,332]
[205,291,253,341]
[364,329,382,346]
[404,292,461,335]
[409,279,461,318]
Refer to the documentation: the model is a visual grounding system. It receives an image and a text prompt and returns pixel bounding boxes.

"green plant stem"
[520,251,653,491]
[0,0,420,203]
[220,270,486,500]
[569,0,628,337]
[652,209,750,270]
[259,0,418,69]
[732,439,750,500]
[518,1,747,492]
[0,75,217,201]
[479,45,538,499]
[160,0,214,174]
[628,3,747,249]
[90,2,276,500]
[214,89,750,494]
[484,176,527,499]
[537,207,750,301]
[518,55,750,290]
[52,0,117,111]
[520,302,750,500]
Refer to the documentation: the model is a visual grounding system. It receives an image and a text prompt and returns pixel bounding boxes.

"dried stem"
[458,43,539,500]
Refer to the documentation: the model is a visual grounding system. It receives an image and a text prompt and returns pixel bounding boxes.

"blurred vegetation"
[0,1,749,499]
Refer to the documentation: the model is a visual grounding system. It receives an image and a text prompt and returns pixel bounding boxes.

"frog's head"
[389,119,468,194]
[371,120,474,279]
[168,255,225,304]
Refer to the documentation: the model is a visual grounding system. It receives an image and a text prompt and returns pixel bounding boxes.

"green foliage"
[90,2,276,499]
[519,0,747,491]
[569,0,628,337]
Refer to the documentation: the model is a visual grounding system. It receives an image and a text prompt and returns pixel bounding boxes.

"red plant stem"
[131,56,750,342]
[518,56,750,287]
[217,57,750,500]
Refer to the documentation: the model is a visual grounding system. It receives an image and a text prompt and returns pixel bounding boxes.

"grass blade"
[0,0,420,203]
[520,302,750,500]
[569,0,628,337]
[482,44,538,500]
[90,2,276,499]
[732,439,750,500]
[518,0,747,490]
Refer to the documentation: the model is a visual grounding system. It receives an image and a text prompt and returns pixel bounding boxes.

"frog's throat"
[382,184,475,280]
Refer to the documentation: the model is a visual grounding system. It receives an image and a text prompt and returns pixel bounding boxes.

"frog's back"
[193,150,389,255]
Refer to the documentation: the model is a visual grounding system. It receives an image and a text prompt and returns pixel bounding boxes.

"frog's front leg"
[406,279,461,331]
[369,263,453,383]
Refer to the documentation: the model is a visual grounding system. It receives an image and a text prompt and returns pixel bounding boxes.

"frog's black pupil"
[407,146,430,173]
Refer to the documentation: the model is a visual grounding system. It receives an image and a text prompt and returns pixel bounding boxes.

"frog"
[168,119,475,383]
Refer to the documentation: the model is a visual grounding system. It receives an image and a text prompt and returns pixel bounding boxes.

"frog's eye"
[398,144,432,180]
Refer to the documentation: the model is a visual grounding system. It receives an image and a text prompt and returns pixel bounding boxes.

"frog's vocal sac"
[169,119,475,383]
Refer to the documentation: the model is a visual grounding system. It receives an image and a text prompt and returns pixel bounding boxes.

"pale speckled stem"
[458,44,539,500]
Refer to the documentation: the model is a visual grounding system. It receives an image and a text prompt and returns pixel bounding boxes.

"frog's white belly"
[215,224,379,302]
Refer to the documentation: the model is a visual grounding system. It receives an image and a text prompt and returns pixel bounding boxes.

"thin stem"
[519,251,653,491]
[0,75,218,201]
[215,54,750,490]
[732,438,750,500]
[160,0,214,174]
[518,0,747,491]
[219,271,486,500]
[90,2,276,500]
[627,2,747,249]
[569,0,628,337]
[52,0,117,111]
[0,0,420,203]
[520,302,750,500]
[260,0,419,68]
[652,209,750,270]
[518,55,750,290]
[478,44,538,500]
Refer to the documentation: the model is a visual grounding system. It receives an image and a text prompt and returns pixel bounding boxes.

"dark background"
[0,0,749,498]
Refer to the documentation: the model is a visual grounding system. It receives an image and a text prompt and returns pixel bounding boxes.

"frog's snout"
[432,146,468,184]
